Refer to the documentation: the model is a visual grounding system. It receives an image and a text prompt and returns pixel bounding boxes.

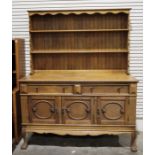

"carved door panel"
[28,96,60,124]
[62,97,94,124]
[97,97,128,125]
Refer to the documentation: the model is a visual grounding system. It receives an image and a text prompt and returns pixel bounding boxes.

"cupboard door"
[28,96,60,124]
[62,97,93,124]
[97,97,128,125]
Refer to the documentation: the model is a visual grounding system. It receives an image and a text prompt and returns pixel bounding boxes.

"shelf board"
[31,49,128,54]
[30,29,129,33]
[19,70,137,83]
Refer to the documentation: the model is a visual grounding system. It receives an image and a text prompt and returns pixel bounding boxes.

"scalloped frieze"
[29,9,129,16]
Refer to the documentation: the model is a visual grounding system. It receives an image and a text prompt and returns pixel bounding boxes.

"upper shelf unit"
[29,9,129,71]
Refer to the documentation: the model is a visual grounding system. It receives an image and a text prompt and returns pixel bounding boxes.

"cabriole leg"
[130,131,137,152]
[21,131,32,149]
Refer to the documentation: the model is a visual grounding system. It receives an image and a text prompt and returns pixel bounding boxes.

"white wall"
[12,0,143,124]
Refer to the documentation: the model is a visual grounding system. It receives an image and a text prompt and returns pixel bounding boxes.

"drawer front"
[82,85,129,94]
[28,96,60,124]
[62,97,94,124]
[27,85,73,94]
[20,84,129,95]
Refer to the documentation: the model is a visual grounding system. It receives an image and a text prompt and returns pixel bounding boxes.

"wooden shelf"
[31,49,128,54]
[30,29,129,33]
[20,70,137,82]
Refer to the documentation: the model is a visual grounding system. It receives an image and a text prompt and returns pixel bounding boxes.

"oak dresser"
[19,9,138,151]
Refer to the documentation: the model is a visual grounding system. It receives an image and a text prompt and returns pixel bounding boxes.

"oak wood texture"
[19,70,137,82]
[32,53,128,70]
[62,97,93,124]
[97,96,127,125]
[29,9,129,72]
[12,39,25,145]
[31,32,128,50]
[20,9,137,151]
[21,94,137,126]
[28,96,59,124]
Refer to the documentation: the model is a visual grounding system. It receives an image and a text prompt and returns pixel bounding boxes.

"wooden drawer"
[82,85,129,94]
[20,84,129,94]
[20,84,73,94]
[28,85,73,94]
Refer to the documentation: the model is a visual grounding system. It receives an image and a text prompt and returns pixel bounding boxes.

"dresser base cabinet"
[20,71,137,151]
